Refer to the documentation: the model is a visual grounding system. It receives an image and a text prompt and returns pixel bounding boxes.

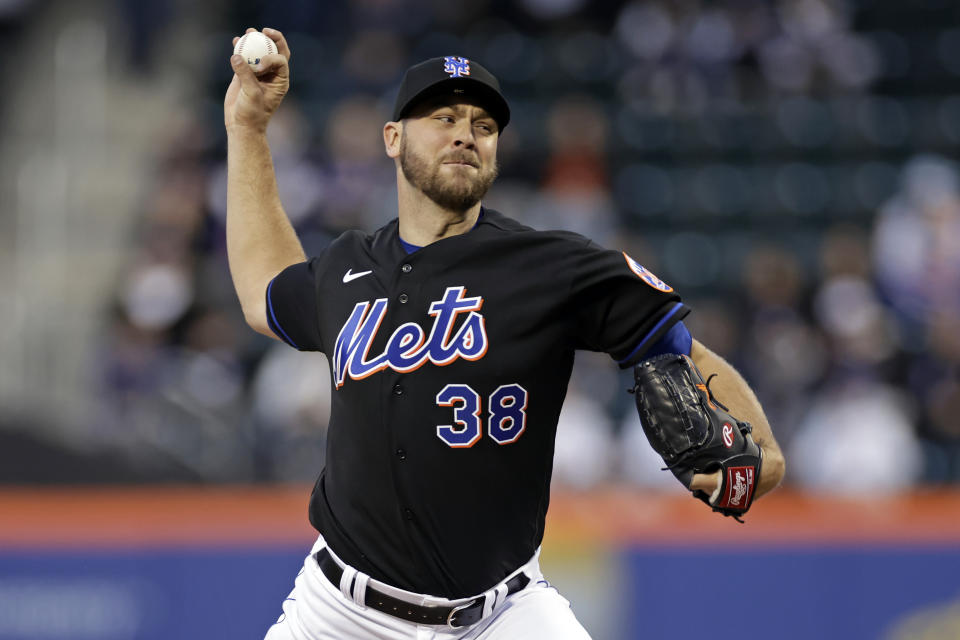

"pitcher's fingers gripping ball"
[234,30,276,66]
[632,354,763,521]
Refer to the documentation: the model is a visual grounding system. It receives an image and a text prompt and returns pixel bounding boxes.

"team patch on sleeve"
[622,252,673,292]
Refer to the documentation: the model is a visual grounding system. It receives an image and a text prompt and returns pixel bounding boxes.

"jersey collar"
[397,207,488,254]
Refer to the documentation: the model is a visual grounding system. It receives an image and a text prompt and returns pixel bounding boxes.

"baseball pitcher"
[224,27,786,640]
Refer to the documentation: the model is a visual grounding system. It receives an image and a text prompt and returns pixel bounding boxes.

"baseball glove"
[631,353,762,521]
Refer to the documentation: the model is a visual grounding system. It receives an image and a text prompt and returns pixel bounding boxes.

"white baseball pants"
[264,535,592,640]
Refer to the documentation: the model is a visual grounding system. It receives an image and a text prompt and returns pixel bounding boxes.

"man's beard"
[399,132,498,212]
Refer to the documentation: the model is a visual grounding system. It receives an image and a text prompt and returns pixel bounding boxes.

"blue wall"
[0,549,304,640]
[2,545,959,639]
[624,546,960,640]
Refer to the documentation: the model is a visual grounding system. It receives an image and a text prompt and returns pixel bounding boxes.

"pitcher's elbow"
[239,297,270,335]
[766,448,786,487]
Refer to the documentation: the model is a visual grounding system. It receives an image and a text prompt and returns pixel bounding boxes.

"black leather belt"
[314,548,530,628]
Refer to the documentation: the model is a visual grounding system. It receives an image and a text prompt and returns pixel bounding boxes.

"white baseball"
[233,31,276,66]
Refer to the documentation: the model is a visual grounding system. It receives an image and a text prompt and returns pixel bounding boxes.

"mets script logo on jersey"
[332,286,487,388]
[622,252,673,292]
[443,56,470,77]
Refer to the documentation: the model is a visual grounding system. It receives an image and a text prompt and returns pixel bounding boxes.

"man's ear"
[384,121,402,159]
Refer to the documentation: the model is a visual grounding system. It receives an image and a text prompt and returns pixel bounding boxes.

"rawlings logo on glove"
[721,466,754,509]
[631,354,763,521]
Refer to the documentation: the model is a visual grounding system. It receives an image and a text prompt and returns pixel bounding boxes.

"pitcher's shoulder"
[480,209,592,247]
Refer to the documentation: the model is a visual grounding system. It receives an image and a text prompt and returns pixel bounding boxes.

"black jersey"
[266,208,688,598]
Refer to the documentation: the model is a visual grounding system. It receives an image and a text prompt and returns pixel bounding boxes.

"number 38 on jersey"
[436,383,528,448]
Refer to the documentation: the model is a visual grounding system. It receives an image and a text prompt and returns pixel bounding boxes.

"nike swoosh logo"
[342,269,373,283]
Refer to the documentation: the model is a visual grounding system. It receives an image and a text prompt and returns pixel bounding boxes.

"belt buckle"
[446,601,474,629]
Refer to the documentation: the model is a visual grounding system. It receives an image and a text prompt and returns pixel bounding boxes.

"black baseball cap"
[392,56,510,132]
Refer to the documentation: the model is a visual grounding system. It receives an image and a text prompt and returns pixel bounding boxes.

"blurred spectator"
[739,244,827,446]
[251,345,331,482]
[524,95,617,244]
[815,224,900,372]
[910,312,960,483]
[553,383,616,490]
[321,95,397,231]
[872,155,960,335]
[790,380,921,494]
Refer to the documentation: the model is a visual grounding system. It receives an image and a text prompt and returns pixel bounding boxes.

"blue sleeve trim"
[617,302,685,365]
[266,277,300,349]
[642,320,692,359]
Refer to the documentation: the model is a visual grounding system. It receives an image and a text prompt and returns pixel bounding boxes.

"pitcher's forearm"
[226,127,306,326]
[690,339,786,497]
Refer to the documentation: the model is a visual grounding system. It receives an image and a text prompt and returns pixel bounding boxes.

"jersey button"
[396,448,406,460]
[401,263,412,273]
[398,293,409,304]
[393,384,404,396]
[403,508,414,521]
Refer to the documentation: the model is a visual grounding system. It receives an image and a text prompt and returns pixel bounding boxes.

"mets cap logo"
[444,56,471,78]
[623,252,673,292]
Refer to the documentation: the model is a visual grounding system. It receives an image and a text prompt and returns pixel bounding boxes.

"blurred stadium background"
[1,0,960,638]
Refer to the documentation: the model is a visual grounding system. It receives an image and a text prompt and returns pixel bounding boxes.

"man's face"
[398,99,499,212]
